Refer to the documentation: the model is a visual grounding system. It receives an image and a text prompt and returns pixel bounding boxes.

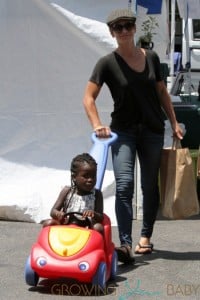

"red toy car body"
[25,214,117,289]
[25,132,118,289]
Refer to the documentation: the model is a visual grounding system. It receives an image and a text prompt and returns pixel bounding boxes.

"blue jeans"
[111,125,164,247]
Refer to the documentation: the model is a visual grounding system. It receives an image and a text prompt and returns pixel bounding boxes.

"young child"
[43,153,104,234]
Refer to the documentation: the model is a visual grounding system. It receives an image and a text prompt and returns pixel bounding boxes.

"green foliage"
[138,16,159,43]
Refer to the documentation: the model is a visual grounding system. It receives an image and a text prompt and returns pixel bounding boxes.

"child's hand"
[82,210,95,218]
[55,211,65,221]
[63,215,70,225]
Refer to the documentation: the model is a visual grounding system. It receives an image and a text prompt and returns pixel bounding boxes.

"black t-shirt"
[89,50,165,134]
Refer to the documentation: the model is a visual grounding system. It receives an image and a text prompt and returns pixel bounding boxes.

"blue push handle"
[89,132,118,190]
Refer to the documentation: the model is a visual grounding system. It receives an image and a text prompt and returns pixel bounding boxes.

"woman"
[83,8,183,263]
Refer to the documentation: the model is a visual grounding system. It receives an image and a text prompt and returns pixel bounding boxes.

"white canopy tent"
[130,0,169,63]
[131,0,200,82]
[170,0,200,76]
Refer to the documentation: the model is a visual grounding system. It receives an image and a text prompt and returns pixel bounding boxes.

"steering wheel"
[64,212,92,228]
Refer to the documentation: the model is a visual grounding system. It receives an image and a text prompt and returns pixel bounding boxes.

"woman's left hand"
[172,122,184,140]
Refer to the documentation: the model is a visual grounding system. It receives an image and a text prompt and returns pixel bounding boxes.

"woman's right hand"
[94,125,111,138]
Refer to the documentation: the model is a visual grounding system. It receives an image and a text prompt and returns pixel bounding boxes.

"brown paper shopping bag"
[160,140,199,219]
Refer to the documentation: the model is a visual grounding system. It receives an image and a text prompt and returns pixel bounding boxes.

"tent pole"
[128,0,136,12]
[170,0,176,76]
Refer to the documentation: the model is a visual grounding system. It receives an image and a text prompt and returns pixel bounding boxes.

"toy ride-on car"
[25,132,118,289]
[25,212,117,289]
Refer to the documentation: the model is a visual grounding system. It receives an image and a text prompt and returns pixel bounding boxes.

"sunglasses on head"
[111,21,135,33]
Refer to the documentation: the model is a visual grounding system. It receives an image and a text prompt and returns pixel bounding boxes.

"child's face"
[73,163,97,193]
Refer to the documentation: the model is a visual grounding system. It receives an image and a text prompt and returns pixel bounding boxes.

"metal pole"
[128,0,136,13]
[183,1,192,98]
[170,0,176,76]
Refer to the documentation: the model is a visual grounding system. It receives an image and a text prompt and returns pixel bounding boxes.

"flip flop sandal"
[115,245,135,264]
[134,243,154,254]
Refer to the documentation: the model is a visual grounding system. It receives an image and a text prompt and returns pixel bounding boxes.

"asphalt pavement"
[1,212,200,300]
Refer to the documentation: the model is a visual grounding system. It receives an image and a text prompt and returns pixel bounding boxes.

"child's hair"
[70,153,97,188]
[64,153,97,208]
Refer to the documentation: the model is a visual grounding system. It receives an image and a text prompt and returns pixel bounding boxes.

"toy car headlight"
[78,261,89,271]
[37,257,47,267]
